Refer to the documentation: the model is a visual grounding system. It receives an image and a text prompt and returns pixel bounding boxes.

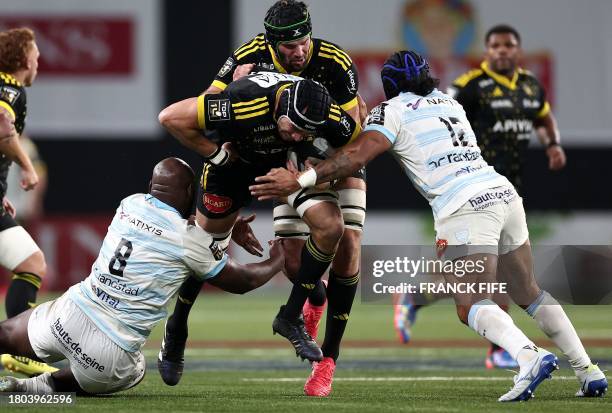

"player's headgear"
[264,0,312,51]
[381,50,431,99]
[278,79,331,133]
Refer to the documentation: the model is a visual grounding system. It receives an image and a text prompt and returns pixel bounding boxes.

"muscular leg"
[281,201,343,320]
[499,241,593,371]
[0,308,38,358]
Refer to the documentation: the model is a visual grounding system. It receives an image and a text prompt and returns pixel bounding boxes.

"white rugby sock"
[526,290,591,371]
[468,299,537,367]
[16,372,55,394]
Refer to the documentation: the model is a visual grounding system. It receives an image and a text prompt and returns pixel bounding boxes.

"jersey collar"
[145,194,182,216]
[268,38,314,76]
[0,72,23,87]
[480,61,519,90]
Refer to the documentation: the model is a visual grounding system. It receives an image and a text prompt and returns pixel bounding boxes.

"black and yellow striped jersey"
[0,72,27,198]
[213,34,359,112]
[447,61,550,192]
[197,71,359,166]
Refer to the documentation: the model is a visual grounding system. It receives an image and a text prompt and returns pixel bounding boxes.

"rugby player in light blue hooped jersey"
[0,157,284,395]
[249,51,607,401]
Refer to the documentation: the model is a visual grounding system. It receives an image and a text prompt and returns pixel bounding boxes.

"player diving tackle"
[0,157,284,395]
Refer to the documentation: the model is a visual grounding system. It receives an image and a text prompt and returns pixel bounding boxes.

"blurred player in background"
[0,158,285,395]
[0,27,56,377]
[162,0,367,396]
[250,50,607,401]
[394,24,567,370]
[6,133,47,225]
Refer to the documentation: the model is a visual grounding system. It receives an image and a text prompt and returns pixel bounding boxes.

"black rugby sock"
[166,276,205,340]
[321,271,359,361]
[307,279,327,307]
[283,236,334,320]
[6,272,42,318]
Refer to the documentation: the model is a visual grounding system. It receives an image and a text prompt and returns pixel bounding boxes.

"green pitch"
[1,290,610,412]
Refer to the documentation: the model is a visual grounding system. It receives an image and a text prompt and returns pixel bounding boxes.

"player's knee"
[310,216,344,247]
[14,250,47,278]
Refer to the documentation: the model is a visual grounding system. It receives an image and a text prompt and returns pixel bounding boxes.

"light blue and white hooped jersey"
[69,193,228,352]
[364,88,510,219]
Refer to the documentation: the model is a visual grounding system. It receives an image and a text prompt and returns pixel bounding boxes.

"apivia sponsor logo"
[52,318,106,372]
[427,150,481,170]
[492,119,533,133]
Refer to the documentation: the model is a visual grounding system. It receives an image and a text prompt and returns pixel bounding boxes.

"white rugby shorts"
[434,185,529,257]
[28,292,146,394]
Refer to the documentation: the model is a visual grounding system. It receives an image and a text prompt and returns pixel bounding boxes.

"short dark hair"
[381,50,439,99]
[485,24,521,45]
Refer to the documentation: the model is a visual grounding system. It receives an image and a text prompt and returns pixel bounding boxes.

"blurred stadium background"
[0,0,610,410]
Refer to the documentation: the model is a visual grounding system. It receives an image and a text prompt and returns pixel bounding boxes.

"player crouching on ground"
[0,158,284,395]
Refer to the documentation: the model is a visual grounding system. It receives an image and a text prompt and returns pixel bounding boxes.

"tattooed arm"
[313,130,390,183]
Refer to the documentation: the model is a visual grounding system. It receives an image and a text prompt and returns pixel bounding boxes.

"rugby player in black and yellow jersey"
[159,72,360,388]
[160,1,367,396]
[0,27,57,378]
[448,24,566,194]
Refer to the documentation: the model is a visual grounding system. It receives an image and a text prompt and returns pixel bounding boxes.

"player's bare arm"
[0,109,16,140]
[0,131,38,190]
[208,239,285,294]
[250,130,390,200]
[534,112,566,171]
[158,97,220,158]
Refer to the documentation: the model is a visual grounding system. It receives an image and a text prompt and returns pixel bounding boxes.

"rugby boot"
[0,354,58,377]
[575,363,607,397]
[303,279,327,340]
[498,348,559,402]
[393,293,419,344]
[0,376,21,392]
[273,305,322,362]
[157,321,186,386]
[304,357,335,396]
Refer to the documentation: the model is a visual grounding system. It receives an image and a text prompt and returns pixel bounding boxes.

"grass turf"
[1,291,610,412]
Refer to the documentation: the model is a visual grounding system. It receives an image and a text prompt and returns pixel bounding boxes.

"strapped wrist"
[297,168,317,188]
[206,146,230,166]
